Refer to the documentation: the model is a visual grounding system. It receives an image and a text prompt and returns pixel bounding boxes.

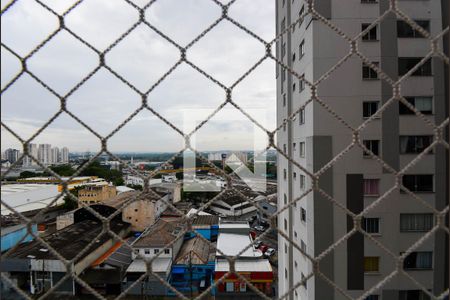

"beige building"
[78,184,117,206]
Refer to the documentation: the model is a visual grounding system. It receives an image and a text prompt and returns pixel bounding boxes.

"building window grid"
[363,218,380,234]
[362,23,378,41]
[363,140,380,157]
[363,101,379,118]
[363,179,380,196]
[364,256,380,273]
[397,20,430,38]
[362,62,379,79]
[400,213,434,232]
[399,96,433,115]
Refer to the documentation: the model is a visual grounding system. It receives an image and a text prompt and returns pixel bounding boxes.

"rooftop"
[133,219,186,248]
[1,184,58,195]
[103,190,167,209]
[126,258,172,273]
[192,215,219,227]
[216,233,261,258]
[215,258,272,273]
[174,237,213,265]
[7,219,129,262]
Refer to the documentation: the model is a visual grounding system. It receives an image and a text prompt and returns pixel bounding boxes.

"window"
[293,172,297,180]
[299,40,305,57]
[399,96,432,115]
[362,62,379,79]
[299,75,305,92]
[299,142,305,157]
[300,175,306,190]
[403,251,432,270]
[299,5,305,27]
[293,142,297,150]
[281,18,286,31]
[363,218,380,234]
[300,207,306,222]
[301,240,306,253]
[154,249,160,254]
[403,175,433,192]
[283,143,287,153]
[282,42,286,58]
[144,249,150,255]
[364,257,380,273]
[365,296,380,300]
[398,57,432,76]
[284,193,287,205]
[397,20,430,38]
[292,52,296,61]
[283,94,286,107]
[400,214,434,232]
[164,249,170,254]
[363,101,379,118]
[363,140,380,156]
[285,243,288,254]
[363,179,379,196]
[293,82,296,91]
[294,231,297,238]
[361,0,377,3]
[301,273,307,289]
[284,218,288,230]
[282,68,286,83]
[299,108,305,124]
[294,261,298,269]
[399,290,431,300]
[362,23,377,41]
[285,268,288,278]
[400,136,433,154]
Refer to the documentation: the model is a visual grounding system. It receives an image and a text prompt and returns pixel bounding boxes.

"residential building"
[276,1,448,299]
[123,219,186,296]
[77,183,117,206]
[23,143,38,166]
[4,148,20,164]
[37,144,51,165]
[60,147,69,163]
[50,147,59,164]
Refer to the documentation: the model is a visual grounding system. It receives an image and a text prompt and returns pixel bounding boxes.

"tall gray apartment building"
[276,0,448,299]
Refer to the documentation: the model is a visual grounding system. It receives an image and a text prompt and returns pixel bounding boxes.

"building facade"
[38,144,52,165]
[276,1,448,299]
[23,143,38,166]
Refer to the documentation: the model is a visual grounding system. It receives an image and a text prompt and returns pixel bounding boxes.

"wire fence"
[1,0,449,299]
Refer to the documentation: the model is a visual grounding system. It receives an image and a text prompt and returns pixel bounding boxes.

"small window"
[365,296,380,300]
[403,251,432,270]
[285,268,288,278]
[299,142,305,157]
[361,0,377,3]
[283,144,287,153]
[397,20,430,38]
[285,243,288,254]
[398,57,432,76]
[299,108,305,124]
[300,175,306,190]
[284,193,287,205]
[363,140,380,156]
[154,249,160,254]
[293,142,297,151]
[300,207,306,222]
[284,169,287,180]
[144,249,150,255]
[363,62,379,79]
[281,18,286,31]
[400,213,434,232]
[301,273,307,289]
[362,218,380,234]
[284,218,288,230]
[301,240,306,253]
[364,256,380,273]
[164,249,170,254]
[399,96,432,115]
[399,136,433,154]
[363,101,379,118]
[403,175,433,192]
[281,42,286,58]
[293,172,297,180]
[362,23,377,41]
[293,83,296,91]
[399,290,431,300]
[299,74,305,92]
[283,94,287,107]
[299,40,305,57]
[294,260,298,269]
[299,5,305,27]
[294,231,297,238]
[364,179,380,196]
[292,52,296,61]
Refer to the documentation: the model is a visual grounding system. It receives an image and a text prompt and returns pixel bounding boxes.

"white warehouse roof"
[1,184,61,215]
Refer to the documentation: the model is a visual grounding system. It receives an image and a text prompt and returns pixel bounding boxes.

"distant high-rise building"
[51,147,60,164]
[23,143,38,167]
[60,147,69,164]
[4,148,20,164]
[38,144,52,165]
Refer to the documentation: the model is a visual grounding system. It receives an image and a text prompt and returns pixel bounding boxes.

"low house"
[122,219,186,296]
[214,222,274,296]
[1,222,37,252]
[169,236,216,296]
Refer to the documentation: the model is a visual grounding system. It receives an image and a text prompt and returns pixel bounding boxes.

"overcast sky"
[1,0,276,153]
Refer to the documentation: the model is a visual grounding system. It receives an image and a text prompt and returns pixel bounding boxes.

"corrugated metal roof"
[126,258,172,273]
[216,233,261,258]
[215,258,272,272]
